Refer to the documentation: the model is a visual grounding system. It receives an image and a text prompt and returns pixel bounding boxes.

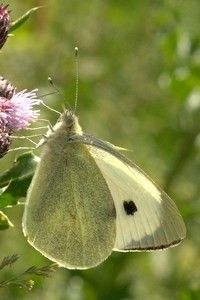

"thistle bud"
[0,76,16,99]
[0,4,10,49]
[0,119,11,158]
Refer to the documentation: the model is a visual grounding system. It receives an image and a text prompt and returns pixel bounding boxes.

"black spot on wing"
[123,200,137,216]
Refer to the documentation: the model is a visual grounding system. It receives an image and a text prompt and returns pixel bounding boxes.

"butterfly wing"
[83,140,186,251]
[23,141,116,269]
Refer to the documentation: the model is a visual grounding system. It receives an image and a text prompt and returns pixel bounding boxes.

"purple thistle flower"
[0,4,10,49]
[0,82,40,157]
[0,89,40,131]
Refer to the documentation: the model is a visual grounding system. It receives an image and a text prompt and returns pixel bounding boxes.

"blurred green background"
[0,0,200,299]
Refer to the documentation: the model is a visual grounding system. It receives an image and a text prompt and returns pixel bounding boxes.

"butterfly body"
[23,110,186,269]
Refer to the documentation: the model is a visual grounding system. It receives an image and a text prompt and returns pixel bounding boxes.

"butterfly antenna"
[45,77,68,115]
[74,47,79,113]
[48,77,60,94]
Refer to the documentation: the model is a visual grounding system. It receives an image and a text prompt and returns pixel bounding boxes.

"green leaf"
[0,177,33,208]
[0,152,39,188]
[0,152,39,208]
[0,211,13,230]
[9,6,44,33]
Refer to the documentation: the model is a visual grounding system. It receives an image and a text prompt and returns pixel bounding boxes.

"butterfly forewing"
[86,143,186,251]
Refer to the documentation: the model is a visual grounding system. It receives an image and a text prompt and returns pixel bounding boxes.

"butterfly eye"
[123,200,137,216]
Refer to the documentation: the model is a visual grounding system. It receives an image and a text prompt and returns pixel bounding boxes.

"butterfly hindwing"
[23,140,116,269]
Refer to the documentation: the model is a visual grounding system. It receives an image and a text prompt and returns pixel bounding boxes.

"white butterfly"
[22,110,186,269]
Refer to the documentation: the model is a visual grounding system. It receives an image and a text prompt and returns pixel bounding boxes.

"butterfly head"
[54,109,83,136]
